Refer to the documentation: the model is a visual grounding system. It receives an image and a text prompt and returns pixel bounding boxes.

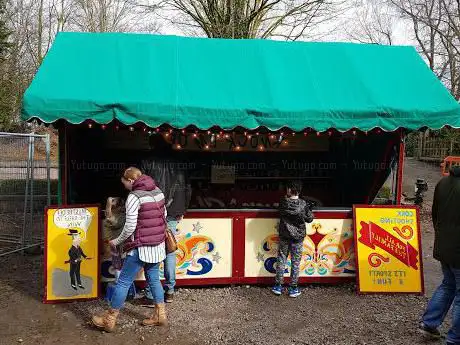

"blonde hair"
[123,167,142,181]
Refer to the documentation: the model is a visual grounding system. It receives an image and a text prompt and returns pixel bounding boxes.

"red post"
[396,131,405,204]
[58,125,68,205]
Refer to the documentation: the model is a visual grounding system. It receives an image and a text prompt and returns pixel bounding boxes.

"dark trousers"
[275,238,303,287]
[70,262,82,286]
[423,263,460,343]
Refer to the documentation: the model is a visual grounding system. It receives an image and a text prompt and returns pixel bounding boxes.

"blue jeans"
[110,249,164,309]
[423,263,460,343]
[145,217,177,299]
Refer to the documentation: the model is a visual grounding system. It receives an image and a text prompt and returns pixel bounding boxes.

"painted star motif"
[193,222,203,233]
[256,252,265,262]
[212,252,222,264]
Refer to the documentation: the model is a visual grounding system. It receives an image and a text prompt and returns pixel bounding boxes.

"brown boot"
[142,303,167,326]
[92,309,119,332]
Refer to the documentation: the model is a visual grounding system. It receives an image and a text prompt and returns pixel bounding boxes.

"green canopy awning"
[21,32,460,132]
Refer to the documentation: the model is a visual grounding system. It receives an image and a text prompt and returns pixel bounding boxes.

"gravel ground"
[0,158,450,345]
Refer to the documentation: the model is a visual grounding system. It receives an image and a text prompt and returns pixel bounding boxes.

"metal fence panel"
[0,132,57,256]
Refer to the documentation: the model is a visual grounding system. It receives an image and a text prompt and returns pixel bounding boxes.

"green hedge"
[0,179,59,195]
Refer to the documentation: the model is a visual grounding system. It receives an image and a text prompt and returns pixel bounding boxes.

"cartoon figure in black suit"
[66,229,91,290]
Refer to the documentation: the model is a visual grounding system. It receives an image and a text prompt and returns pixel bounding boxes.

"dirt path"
[0,159,448,345]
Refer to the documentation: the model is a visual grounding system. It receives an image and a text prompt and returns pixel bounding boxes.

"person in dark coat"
[143,137,192,303]
[271,180,314,298]
[420,166,460,344]
[67,229,88,290]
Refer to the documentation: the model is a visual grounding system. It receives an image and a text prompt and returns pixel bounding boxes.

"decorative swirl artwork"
[257,220,355,276]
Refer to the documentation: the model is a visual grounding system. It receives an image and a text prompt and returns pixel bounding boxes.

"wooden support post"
[396,131,405,204]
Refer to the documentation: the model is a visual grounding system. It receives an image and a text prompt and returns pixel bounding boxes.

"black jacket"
[144,160,192,218]
[68,246,86,264]
[278,197,314,242]
[433,166,460,268]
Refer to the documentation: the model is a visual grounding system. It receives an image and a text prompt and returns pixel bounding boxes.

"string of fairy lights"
[81,120,387,151]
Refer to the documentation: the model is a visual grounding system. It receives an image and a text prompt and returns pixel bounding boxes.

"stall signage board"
[44,205,100,303]
[353,205,424,294]
[166,133,330,152]
[211,165,236,184]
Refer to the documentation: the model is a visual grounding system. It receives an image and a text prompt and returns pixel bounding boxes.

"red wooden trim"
[352,205,361,295]
[310,211,352,219]
[135,276,355,287]
[241,276,355,285]
[43,206,49,303]
[135,278,240,288]
[232,215,245,280]
[396,134,405,204]
[43,204,101,304]
[58,126,67,205]
[352,204,424,295]
[175,278,240,286]
[352,204,418,209]
[185,211,352,219]
[184,212,236,218]
[64,125,69,205]
[97,205,102,300]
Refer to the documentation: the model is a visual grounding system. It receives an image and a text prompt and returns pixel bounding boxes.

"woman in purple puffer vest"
[92,167,168,332]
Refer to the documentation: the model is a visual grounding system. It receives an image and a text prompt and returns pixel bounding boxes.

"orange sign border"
[352,204,424,295]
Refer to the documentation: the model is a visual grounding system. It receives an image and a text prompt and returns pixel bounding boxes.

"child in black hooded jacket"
[272,180,314,298]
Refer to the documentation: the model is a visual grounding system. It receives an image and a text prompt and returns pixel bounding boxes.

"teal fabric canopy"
[21,32,460,131]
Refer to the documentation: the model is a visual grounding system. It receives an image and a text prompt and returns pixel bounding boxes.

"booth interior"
[64,124,400,209]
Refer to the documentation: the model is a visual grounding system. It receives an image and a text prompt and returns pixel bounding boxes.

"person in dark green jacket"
[420,166,460,345]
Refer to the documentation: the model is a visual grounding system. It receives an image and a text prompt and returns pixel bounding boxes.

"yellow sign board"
[353,205,423,294]
[44,205,100,303]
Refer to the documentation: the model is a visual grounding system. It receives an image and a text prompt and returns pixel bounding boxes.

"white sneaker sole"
[271,290,282,295]
[289,293,301,298]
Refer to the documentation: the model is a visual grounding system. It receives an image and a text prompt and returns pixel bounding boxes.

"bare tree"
[390,0,460,99]
[0,0,161,130]
[156,0,345,40]
[71,0,136,32]
[348,0,397,45]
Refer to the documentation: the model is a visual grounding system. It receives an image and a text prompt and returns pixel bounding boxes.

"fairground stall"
[21,32,460,286]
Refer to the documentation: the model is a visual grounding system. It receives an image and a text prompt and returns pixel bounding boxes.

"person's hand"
[109,240,117,248]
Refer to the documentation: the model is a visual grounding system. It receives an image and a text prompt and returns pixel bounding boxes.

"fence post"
[22,135,32,250]
[417,132,423,159]
[0,132,53,256]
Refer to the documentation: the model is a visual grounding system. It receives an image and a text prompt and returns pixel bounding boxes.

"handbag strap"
[150,192,168,233]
